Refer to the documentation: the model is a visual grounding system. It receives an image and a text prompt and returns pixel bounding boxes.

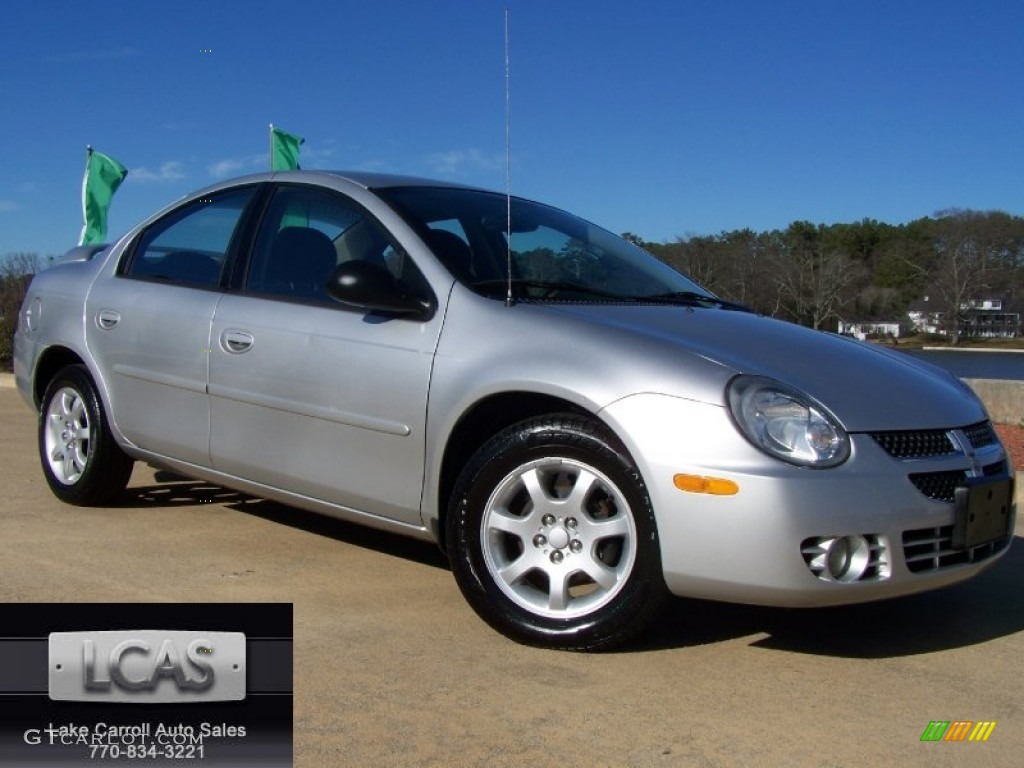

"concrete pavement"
[2,384,1023,766]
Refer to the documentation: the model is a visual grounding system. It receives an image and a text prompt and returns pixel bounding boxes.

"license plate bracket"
[953,476,1013,550]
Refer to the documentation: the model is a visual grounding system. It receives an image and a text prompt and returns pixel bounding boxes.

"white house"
[836,320,903,340]
[907,295,1022,338]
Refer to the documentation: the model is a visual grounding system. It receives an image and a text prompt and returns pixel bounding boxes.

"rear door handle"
[220,329,254,354]
[96,309,120,330]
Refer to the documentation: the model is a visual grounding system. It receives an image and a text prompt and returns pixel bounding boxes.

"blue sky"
[2,0,1023,258]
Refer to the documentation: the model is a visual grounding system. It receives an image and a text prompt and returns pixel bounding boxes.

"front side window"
[124,187,256,287]
[246,186,427,303]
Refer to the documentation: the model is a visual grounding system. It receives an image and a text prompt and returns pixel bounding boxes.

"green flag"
[270,125,304,171]
[79,147,128,245]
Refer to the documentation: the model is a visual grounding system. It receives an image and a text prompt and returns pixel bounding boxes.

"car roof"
[128,170,499,250]
[269,169,488,193]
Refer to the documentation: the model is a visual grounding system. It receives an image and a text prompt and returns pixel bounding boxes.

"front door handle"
[220,329,254,354]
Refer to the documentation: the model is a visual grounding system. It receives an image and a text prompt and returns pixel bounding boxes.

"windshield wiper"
[468,279,625,300]
[635,291,751,312]
[468,280,751,310]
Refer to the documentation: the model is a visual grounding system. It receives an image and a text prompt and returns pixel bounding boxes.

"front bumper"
[600,393,1015,607]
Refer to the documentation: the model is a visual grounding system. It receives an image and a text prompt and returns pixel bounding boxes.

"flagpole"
[504,8,513,307]
[79,145,93,246]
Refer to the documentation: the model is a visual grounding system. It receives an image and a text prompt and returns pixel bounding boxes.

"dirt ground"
[1,380,1022,767]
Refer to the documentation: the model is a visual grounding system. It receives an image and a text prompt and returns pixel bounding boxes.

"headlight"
[727,376,850,468]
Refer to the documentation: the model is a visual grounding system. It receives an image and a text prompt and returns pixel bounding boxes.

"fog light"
[801,534,888,582]
[823,535,870,582]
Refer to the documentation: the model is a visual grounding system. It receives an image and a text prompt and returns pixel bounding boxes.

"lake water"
[900,349,1024,381]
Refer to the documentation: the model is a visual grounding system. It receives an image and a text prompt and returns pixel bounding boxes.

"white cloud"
[208,159,245,178]
[128,161,186,183]
[426,148,504,177]
[205,142,338,179]
[208,154,265,178]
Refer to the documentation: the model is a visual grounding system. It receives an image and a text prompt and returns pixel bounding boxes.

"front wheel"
[39,365,134,505]
[447,415,667,650]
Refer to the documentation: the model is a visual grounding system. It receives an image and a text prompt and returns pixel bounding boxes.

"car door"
[85,187,257,465]
[207,184,442,525]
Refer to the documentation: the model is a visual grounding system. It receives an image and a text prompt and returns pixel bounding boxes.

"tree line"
[3,208,1024,369]
[628,209,1024,343]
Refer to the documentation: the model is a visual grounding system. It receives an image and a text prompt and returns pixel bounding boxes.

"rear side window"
[123,187,256,287]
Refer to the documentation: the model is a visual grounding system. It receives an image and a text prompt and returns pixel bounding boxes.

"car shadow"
[125,473,252,508]
[634,537,1024,657]
[123,470,449,571]
[122,472,1023,655]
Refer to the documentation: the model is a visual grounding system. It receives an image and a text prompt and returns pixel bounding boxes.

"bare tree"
[927,211,993,345]
[774,223,863,330]
[1,252,46,369]
[716,229,782,314]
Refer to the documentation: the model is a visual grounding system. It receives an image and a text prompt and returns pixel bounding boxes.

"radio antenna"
[504,7,513,307]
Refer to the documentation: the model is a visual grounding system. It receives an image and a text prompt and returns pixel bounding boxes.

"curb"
[964,379,1024,426]
[923,346,1024,354]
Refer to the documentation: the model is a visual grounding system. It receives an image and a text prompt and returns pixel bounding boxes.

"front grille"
[908,470,965,502]
[871,430,956,458]
[903,524,1012,573]
[983,460,1007,477]
[908,461,1008,502]
[870,420,998,460]
[964,422,998,449]
[871,421,1006,502]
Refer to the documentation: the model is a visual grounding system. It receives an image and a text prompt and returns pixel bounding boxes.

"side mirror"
[326,260,434,318]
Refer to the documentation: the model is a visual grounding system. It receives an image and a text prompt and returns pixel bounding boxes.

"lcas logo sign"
[49,631,246,703]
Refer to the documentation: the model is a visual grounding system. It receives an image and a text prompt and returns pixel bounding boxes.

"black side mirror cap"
[326,260,434,319]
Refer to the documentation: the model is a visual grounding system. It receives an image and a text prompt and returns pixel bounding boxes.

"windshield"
[377,186,711,302]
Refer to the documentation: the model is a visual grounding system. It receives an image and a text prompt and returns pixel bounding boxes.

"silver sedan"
[14,171,1016,649]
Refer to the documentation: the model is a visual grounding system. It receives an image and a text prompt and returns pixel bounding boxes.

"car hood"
[547,304,986,432]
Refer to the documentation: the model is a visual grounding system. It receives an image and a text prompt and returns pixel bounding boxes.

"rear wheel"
[448,415,667,650]
[39,365,134,505]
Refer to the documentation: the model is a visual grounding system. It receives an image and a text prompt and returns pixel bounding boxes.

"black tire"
[38,365,134,506]
[447,414,667,650]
